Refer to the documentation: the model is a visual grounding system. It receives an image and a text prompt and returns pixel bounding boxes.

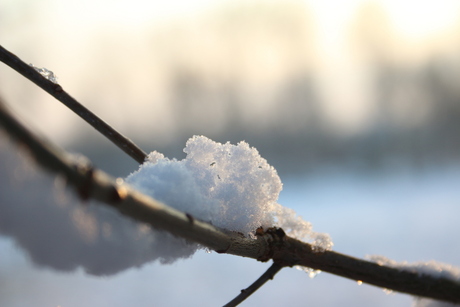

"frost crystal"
[294,265,321,278]
[126,135,332,257]
[29,63,58,84]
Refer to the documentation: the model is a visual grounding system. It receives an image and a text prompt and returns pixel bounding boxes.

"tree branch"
[1,43,460,304]
[0,98,266,259]
[0,44,147,164]
[1,97,459,305]
[223,262,283,307]
[270,235,460,304]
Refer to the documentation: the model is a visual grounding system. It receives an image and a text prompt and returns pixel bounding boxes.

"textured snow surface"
[126,135,332,249]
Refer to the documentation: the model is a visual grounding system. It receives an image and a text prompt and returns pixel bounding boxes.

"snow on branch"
[1,44,460,305]
[0,99,260,259]
[1,99,460,304]
[125,135,332,256]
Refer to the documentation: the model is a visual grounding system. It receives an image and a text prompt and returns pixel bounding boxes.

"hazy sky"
[2,0,460,144]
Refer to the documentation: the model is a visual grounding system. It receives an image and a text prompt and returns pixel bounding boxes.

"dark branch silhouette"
[223,262,283,307]
[0,44,147,164]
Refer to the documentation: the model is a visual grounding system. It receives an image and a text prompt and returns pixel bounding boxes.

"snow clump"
[126,135,332,252]
[29,63,59,84]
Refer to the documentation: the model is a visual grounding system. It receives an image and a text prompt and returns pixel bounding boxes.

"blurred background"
[1,0,460,306]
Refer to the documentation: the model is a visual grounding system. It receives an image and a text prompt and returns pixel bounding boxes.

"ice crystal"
[294,265,322,278]
[29,63,58,84]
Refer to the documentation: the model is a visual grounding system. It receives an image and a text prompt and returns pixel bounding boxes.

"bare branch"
[223,262,283,307]
[0,44,147,164]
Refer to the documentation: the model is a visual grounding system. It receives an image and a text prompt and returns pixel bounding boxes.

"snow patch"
[368,255,460,281]
[126,135,332,252]
[29,63,58,84]
[367,255,460,307]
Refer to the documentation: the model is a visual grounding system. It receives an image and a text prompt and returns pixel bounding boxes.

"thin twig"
[0,44,147,164]
[223,262,283,307]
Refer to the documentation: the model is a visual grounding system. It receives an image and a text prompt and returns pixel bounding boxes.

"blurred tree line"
[31,1,460,176]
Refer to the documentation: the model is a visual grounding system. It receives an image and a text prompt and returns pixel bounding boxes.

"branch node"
[256,226,287,263]
[53,84,63,93]
[76,164,94,201]
[110,185,127,203]
[186,213,195,224]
